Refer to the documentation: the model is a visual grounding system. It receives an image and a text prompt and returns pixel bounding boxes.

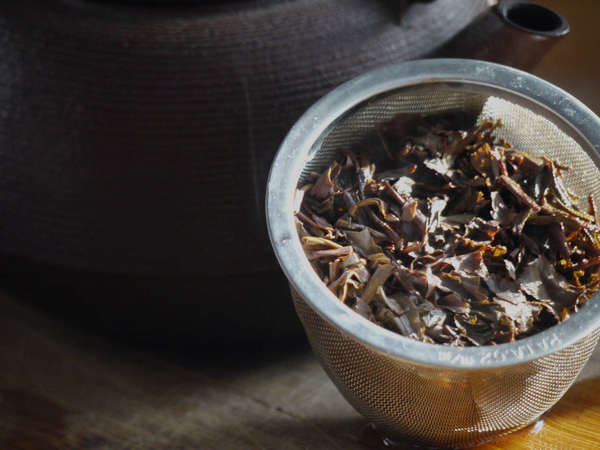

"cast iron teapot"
[0,0,568,344]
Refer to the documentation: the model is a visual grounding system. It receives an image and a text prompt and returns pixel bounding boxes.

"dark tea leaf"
[296,118,600,346]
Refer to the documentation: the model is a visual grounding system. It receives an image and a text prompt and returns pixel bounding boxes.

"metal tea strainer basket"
[266,59,600,448]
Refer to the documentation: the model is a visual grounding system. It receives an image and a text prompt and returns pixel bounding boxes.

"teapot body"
[0,0,498,341]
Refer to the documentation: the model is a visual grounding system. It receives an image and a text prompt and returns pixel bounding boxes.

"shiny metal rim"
[266,59,600,369]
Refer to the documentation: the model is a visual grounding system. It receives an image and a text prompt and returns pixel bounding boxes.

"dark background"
[534,0,599,114]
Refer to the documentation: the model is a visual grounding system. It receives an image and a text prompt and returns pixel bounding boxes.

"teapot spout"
[432,0,569,71]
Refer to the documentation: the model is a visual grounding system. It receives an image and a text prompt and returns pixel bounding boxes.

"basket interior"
[298,83,600,211]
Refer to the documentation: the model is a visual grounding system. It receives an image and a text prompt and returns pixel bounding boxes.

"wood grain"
[0,290,599,450]
[0,293,364,450]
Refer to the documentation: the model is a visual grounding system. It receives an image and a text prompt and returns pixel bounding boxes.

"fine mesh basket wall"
[267,62,600,448]
[292,289,599,447]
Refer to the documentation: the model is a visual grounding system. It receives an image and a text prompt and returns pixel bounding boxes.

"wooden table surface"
[2,1,600,449]
[0,289,599,450]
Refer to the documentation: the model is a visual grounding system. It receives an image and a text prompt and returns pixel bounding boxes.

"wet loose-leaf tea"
[296,117,600,346]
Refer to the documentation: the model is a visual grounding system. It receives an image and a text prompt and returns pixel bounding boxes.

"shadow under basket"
[266,59,600,447]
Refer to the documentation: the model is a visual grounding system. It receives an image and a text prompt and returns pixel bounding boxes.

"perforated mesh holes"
[291,85,600,447]
[293,289,599,447]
